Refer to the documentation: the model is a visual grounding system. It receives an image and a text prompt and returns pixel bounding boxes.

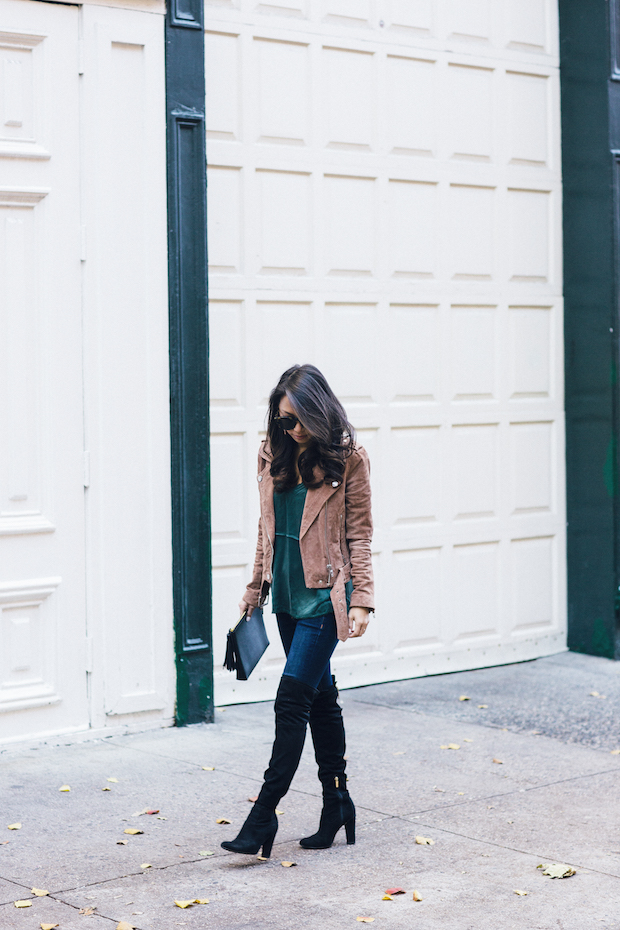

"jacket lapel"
[299,481,339,539]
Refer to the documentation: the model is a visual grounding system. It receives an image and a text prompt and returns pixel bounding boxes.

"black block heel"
[344,818,355,845]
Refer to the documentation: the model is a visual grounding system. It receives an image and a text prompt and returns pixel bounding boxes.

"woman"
[221,364,374,859]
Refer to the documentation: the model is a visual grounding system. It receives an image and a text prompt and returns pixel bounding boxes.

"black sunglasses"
[275,415,302,431]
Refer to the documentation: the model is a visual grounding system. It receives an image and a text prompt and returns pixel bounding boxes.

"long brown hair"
[267,365,355,492]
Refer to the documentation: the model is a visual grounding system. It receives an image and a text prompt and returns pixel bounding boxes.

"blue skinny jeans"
[276,611,338,693]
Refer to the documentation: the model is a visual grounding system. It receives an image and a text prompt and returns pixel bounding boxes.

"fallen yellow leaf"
[117,923,134,930]
[275,809,284,815]
[459,695,470,701]
[194,898,209,904]
[141,863,152,869]
[611,749,620,755]
[14,900,32,908]
[590,691,602,697]
[8,823,21,830]
[41,924,59,929]
[102,787,112,791]
[202,766,215,771]
[79,907,96,915]
[216,817,231,824]
[514,889,528,896]
[458,791,465,795]
[107,777,119,783]
[123,828,143,835]
[117,840,128,845]
[356,919,375,923]
[392,751,405,756]
[59,785,70,792]
[447,743,460,750]
[492,758,503,764]
[538,862,576,879]
[415,836,434,845]
[174,900,194,909]
[256,855,268,861]
[32,888,48,896]
[463,738,473,743]
[281,860,296,867]
[478,704,488,709]
[382,894,392,900]
[199,850,214,857]
[412,890,423,901]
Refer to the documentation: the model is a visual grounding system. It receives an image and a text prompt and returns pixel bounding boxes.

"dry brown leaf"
[41,924,59,929]
[248,796,258,803]
[32,888,48,896]
[415,836,434,846]
[384,888,405,895]
[281,860,296,867]
[202,766,215,771]
[141,863,152,869]
[174,900,194,909]
[146,809,159,815]
[537,862,576,879]
[117,923,134,930]
[107,777,119,783]
[14,900,32,908]
[117,840,128,845]
[123,829,143,835]
[356,919,375,923]
[8,823,21,830]
[492,758,503,764]
[79,906,96,915]
[102,787,112,791]
[514,889,528,896]
[412,890,423,902]
[459,695,470,701]
[216,817,231,824]
[194,898,210,904]
[59,785,70,792]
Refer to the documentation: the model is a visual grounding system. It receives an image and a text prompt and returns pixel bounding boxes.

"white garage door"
[0,0,88,738]
[206,0,566,704]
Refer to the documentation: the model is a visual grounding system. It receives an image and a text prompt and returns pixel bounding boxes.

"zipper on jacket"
[325,503,333,585]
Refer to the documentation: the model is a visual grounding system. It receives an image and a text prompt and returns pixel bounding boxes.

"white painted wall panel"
[206,0,565,704]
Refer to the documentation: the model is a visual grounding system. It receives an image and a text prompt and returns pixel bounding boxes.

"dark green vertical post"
[165,0,213,722]
[559,1,619,658]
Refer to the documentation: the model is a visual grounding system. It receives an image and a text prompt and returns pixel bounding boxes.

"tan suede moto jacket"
[243,440,374,642]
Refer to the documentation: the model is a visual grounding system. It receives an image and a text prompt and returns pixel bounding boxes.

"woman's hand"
[348,606,370,638]
[238,600,254,619]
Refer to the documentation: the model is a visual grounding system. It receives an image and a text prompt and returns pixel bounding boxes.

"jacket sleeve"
[345,447,374,611]
[243,443,267,608]
[243,515,264,608]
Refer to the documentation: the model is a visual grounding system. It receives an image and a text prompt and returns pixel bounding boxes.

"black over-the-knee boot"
[300,677,355,849]
[221,675,317,857]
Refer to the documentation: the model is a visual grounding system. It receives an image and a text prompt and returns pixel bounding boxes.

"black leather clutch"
[224,607,269,680]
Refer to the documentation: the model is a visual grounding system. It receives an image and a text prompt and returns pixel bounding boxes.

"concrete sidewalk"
[1,651,620,929]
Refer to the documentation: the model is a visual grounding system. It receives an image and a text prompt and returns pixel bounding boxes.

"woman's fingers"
[238,600,254,618]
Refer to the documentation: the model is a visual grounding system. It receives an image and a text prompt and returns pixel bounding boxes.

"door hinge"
[85,635,94,673]
[83,451,90,488]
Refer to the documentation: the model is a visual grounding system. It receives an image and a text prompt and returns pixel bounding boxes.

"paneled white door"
[206,0,566,704]
[0,0,88,739]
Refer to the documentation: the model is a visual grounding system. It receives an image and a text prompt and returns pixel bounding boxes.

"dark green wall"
[560,1,619,657]
[165,0,214,722]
